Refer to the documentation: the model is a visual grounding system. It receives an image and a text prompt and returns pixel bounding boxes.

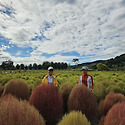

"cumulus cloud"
[0,0,125,64]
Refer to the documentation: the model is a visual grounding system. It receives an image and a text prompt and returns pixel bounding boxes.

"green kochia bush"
[0,94,46,125]
[93,82,106,103]
[106,84,123,94]
[58,111,91,125]
[29,84,63,124]
[104,102,125,125]
[0,76,12,86]
[59,83,75,114]
[68,85,97,121]
[2,79,29,100]
[98,91,125,117]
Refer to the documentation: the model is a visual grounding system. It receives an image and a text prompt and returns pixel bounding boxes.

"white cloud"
[0,0,125,64]
[15,51,21,56]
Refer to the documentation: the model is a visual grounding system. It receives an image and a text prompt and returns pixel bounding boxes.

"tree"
[24,65,28,70]
[16,64,20,70]
[1,61,6,70]
[1,60,14,70]
[28,64,33,70]
[97,63,109,71]
[64,63,68,69]
[20,64,24,70]
[72,59,79,65]
[38,64,42,70]
[51,62,54,67]
[42,61,51,69]
[72,58,79,69]
[57,62,61,69]
[33,63,38,70]
[61,62,65,69]
[53,62,58,69]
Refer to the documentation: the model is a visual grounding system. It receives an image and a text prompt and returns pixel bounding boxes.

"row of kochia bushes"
[0,79,125,125]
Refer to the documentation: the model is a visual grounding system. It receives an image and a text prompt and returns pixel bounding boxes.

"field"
[0,70,125,95]
[0,70,125,125]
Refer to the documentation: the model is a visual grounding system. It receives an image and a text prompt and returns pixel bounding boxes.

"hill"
[76,53,125,70]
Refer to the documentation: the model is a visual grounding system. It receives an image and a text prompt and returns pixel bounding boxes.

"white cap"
[48,66,54,71]
[82,66,88,71]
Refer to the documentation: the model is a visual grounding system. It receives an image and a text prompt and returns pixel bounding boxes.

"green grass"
[0,70,125,99]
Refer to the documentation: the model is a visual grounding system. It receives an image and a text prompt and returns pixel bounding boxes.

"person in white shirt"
[42,66,58,86]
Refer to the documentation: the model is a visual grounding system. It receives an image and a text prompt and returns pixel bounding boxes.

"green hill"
[76,53,125,70]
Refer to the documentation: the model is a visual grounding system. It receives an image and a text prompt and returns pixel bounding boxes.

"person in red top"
[78,66,93,91]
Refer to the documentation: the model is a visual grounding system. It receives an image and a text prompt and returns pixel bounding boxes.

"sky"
[0,0,125,65]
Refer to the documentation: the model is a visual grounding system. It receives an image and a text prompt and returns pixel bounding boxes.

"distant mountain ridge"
[77,53,125,70]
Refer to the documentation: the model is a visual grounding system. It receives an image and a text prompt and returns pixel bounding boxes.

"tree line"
[0,60,68,70]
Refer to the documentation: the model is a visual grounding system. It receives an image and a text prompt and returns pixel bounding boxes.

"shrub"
[58,111,91,125]
[0,94,45,125]
[99,116,105,125]
[93,82,106,103]
[106,84,123,94]
[59,83,75,113]
[68,85,97,121]
[0,84,4,97]
[0,76,12,86]
[117,82,125,95]
[98,91,125,116]
[97,63,109,71]
[2,79,29,100]
[104,102,125,125]
[29,84,63,124]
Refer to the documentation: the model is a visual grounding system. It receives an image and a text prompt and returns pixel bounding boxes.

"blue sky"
[0,0,125,65]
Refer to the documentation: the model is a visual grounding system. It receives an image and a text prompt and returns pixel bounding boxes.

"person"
[77,66,93,91]
[42,66,58,86]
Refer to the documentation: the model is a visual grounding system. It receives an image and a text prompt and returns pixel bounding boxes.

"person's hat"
[48,66,54,71]
[82,66,88,71]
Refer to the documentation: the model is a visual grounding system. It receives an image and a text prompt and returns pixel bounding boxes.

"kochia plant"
[59,83,75,114]
[0,94,45,125]
[58,111,91,125]
[2,79,29,100]
[68,85,97,121]
[98,91,125,116]
[99,116,105,125]
[29,84,63,125]
[104,102,125,125]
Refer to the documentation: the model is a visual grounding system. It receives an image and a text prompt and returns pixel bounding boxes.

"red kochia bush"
[98,91,125,116]
[0,94,45,125]
[2,79,29,100]
[104,102,125,125]
[59,83,75,114]
[68,85,97,121]
[29,84,63,124]
[99,116,105,125]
